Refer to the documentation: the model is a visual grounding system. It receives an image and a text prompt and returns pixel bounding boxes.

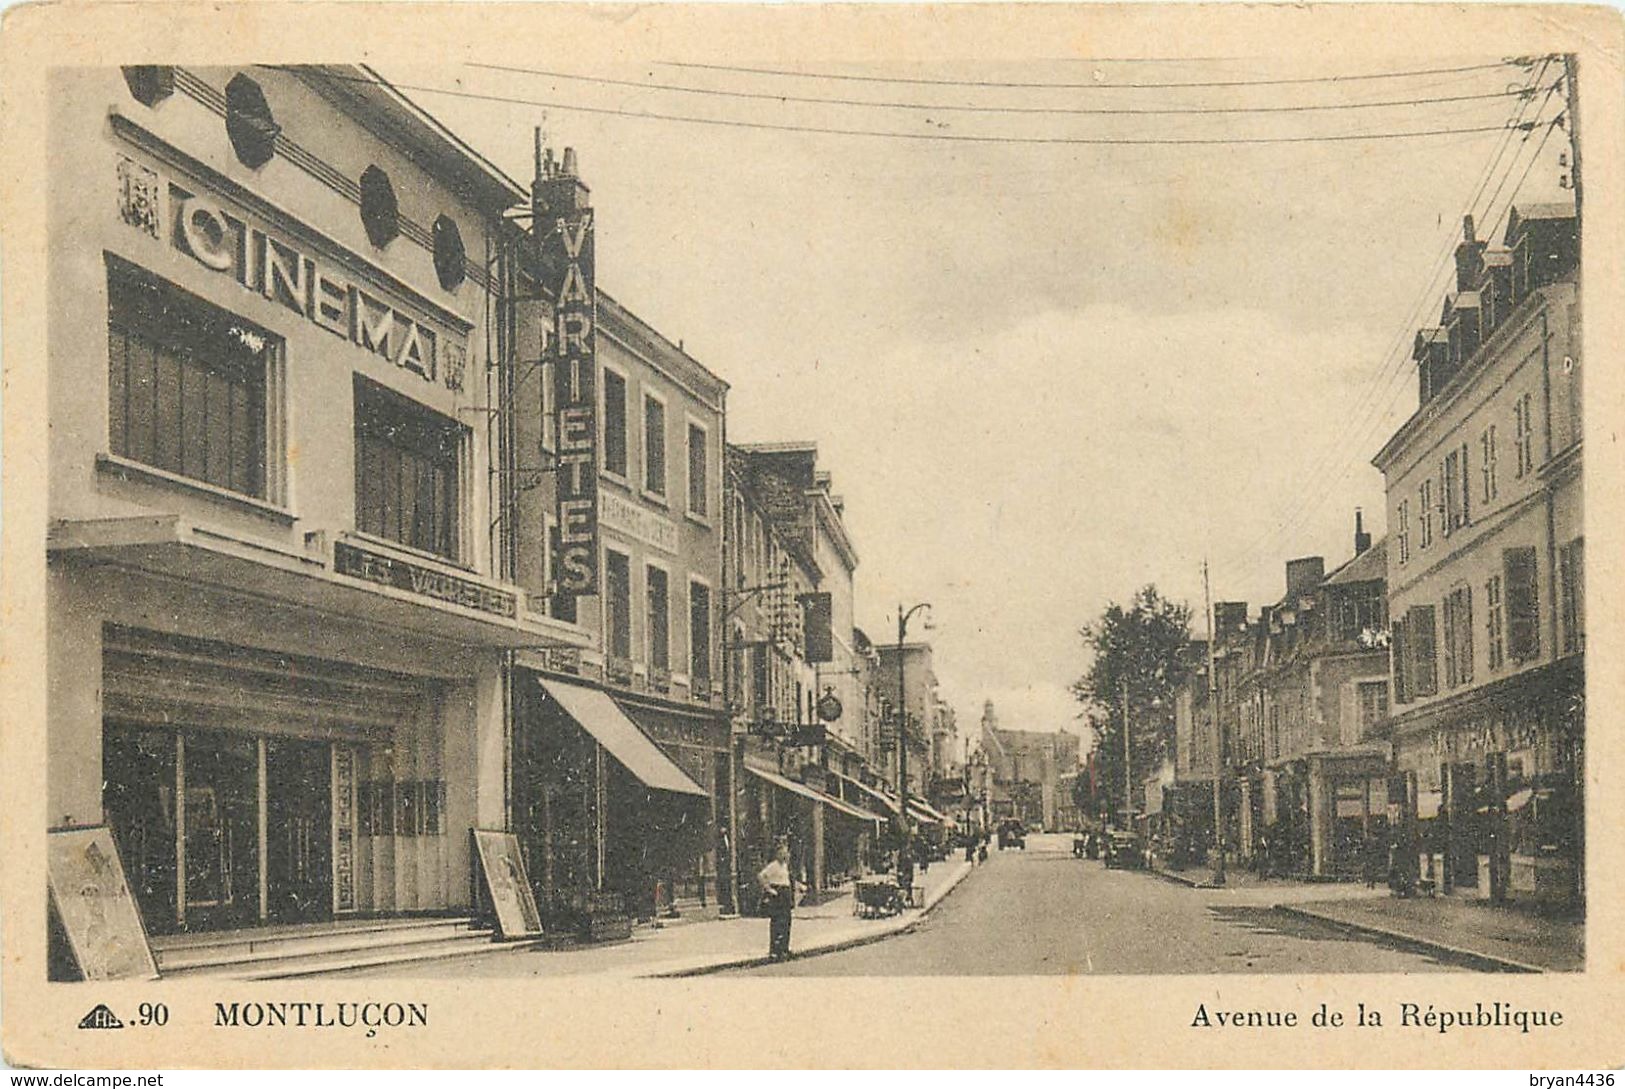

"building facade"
[1372,207,1583,908]
[49,65,587,947]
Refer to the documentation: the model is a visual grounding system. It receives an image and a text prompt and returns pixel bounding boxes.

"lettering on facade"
[334,541,517,618]
[546,206,599,595]
[116,161,463,384]
[600,490,678,553]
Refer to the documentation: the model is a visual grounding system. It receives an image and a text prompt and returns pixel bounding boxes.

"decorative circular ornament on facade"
[359,165,400,249]
[224,74,280,169]
[433,215,466,290]
[817,692,844,723]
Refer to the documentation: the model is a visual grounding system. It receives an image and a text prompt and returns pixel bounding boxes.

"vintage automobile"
[1103,830,1145,869]
[997,820,1027,850]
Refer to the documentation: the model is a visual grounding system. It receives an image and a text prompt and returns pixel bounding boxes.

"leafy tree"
[1071,586,1195,822]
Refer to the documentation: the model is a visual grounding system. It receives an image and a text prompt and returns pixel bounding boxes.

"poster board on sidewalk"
[46,826,158,981]
[473,829,544,940]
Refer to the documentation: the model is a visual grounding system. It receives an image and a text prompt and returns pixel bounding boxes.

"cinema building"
[46,65,587,966]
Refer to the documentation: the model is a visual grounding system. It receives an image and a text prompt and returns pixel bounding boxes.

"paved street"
[737,834,1466,975]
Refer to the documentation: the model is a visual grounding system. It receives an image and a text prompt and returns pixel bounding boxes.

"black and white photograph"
[1,1,1619,1071]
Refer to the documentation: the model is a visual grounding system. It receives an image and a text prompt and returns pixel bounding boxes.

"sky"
[385,50,1570,748]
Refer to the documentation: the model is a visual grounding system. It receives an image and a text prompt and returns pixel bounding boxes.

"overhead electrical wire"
[1209,68,1563,578]
[657,58,1523,91]
[312,74,1534,148]
[467,61,1540,118]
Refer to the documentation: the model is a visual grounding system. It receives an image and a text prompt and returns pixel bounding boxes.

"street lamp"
[896,602,931,854]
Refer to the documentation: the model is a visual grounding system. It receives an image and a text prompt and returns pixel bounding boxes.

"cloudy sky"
[387,44,1568,745]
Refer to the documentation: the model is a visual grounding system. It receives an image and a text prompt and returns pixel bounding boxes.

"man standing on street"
[757,840,799,961]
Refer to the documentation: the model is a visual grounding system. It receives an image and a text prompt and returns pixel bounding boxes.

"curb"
[1271,904,1547,973]
[646,863,977,978]
[1150,868,1212,889]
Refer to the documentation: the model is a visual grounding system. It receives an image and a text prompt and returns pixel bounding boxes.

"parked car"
[1104,830,1144,869]
[997,820,1027,850]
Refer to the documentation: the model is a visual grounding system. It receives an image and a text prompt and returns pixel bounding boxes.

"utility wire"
[1210,80,1560,577]
[469,62,1541,118]
[658,58,1526,91]
[319,74,1532,147]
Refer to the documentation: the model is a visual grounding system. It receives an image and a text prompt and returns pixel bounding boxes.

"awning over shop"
[538,678,708,798]
[746,766,886,825]
[834,773,902,817]
[907,798,947,825]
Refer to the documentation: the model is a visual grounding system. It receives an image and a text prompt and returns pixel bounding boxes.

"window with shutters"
[689,581,712,691]
[1480,425,1498,503]
[1442,586,1474,688]
[643,391,667,499]
[1390,617,1409,704]
[605,549,632,660]
[1443,450,1461,535]
[1560,537,1584,655]
[1513,392,1535,478]
[1396,499,1410,564]
[1356,681,1388,741]
[646,563,670,672]
[601,368,628,479]
[687,421,709,517]
[354,376,463,560]
[1419,479,1434,549]
[1485,575,1505,671]
[106,259,273,500]
[1503,546,1540,662]
[1407,604,1438,697]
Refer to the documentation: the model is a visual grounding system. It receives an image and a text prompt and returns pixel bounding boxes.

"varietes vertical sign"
[542,176,598,597]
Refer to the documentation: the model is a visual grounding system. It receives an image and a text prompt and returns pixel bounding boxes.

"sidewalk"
[1275,895,1584,973]
[347,857,978,979]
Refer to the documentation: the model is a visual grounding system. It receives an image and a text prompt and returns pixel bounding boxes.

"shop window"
[1560,537,1585,655]
[646,564,670,673]
[690,581,712,692]
[602,368,628,478]
[605,550,632,661]
[432,214,466,291]
[1503,546,1540,662]
[643,392,667,498]
[224,74,280,169]
[354,375,463,560]
[106,258,272,500]
[359,165,400,249]
[687,422,709,517]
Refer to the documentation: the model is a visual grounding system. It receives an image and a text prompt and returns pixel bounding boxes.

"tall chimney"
[1354,508,1371,555]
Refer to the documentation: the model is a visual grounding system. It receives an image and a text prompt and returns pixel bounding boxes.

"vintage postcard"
[2,1,1622,1070]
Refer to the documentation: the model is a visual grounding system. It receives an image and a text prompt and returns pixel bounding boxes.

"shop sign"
[600,491,678,553]
[116,158,463,388]
[544,205,599,596]
[334,541,517,618]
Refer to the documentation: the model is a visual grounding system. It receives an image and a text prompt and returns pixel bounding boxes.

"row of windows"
[1391,539,1583,704]
[601,552,713,688]
[107,259,468,561]
[1394,391,1537,565]
[599,368,711,516]
[122,67,469,292]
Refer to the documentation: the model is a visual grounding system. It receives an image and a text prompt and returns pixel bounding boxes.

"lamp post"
[896,602,932,854]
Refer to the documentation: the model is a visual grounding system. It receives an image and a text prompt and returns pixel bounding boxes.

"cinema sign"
[117,157,462,388]
[546,205,600,597]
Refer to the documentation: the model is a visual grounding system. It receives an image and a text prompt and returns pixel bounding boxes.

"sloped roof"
[1324,538,1387,586]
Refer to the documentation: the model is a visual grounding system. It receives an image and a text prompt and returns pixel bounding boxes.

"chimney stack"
[1354,508,1371,555]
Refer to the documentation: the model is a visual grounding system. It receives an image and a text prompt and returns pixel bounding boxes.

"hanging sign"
[545,204,599,596]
